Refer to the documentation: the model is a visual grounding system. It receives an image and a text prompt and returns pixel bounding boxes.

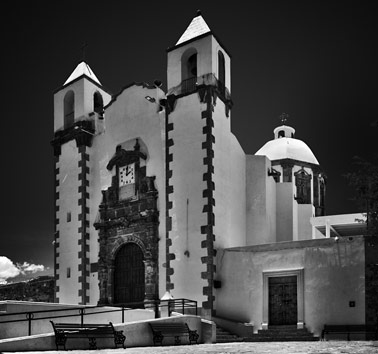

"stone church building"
[51,12,377,336]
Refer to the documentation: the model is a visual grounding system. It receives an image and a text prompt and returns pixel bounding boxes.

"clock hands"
[125,165,133,176]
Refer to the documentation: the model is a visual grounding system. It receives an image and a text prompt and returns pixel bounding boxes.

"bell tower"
[164,11,244,318]
[52,61,111,305]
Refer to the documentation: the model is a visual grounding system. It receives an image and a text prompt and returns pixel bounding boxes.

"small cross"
[279,112,289,125]
[81,42,88,62]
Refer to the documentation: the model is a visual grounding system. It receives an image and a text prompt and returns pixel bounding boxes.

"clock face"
[119,163,135,187]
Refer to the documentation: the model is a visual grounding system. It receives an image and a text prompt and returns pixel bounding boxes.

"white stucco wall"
[213,101,246,249]
[276,183,294,242]
[215,236,366,337]
[297,204,313,240]
[246,155,276,245]
[168,94,208,303]
[56,140,82,304]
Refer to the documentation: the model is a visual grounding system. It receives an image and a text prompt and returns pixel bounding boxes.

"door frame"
[262,268,304,330]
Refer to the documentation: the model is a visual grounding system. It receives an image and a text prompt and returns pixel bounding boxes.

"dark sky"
[1,1,377,280]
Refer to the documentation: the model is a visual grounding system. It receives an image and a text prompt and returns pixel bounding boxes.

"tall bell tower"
[51,62,111,304]
[164,11,245,317]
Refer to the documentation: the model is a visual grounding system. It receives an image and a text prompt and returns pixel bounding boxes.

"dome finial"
[196,9,202,16]
[279,112,289,125]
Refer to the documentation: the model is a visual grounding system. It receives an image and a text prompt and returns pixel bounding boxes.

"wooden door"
[268,276,297,325]
[114,243,145,305]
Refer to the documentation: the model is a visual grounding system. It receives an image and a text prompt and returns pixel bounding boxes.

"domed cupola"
[255,115,326,218]
[255,124,319,165]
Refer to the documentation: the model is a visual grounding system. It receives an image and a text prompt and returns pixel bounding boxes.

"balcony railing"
[168,73,231,102]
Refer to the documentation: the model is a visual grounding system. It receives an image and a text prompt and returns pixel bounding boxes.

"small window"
[93,91,104,114]
[63,90,75,128]
[278,130,285,138]
[187,53,197,77]
[218,51,225,85]
[181,48,198,82]
[66,212,71,222]
[67,267,71,278]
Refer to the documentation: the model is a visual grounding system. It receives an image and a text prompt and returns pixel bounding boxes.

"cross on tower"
[279,112,289,125]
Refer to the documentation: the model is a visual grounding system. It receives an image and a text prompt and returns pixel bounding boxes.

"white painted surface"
[246,155,276,245]
[215,237,366,337]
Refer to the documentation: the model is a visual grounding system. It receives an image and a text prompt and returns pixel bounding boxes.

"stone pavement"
[6,341,378,354]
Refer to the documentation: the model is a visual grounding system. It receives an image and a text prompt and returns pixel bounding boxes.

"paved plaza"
[7,341,378,354]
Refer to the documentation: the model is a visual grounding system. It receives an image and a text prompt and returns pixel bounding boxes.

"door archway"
[114,243,145,305]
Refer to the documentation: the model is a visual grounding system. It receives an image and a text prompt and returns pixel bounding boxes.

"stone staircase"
[244,325,319,342]
[216,325,244,343]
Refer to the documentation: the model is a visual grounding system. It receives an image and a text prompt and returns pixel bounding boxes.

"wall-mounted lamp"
[74,126,95,136]
[145,96,156,103]
[145,96,164,112]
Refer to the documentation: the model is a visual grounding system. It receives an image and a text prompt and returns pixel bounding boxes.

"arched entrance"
[114,243,145,305]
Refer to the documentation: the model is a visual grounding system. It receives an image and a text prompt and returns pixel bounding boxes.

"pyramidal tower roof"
[63,61,102,86]
[176,10,211,45]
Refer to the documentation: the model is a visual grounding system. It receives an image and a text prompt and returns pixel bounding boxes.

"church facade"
[51,12,377,336]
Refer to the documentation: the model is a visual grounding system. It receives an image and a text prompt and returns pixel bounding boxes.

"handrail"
[0,298,197,336]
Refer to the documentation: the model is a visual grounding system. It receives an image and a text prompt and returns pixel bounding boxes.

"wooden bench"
[50,321,126,350]
[321,324,376,341]
[149,322,199,345]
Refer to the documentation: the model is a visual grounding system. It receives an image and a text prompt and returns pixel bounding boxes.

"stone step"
[216,325,244,343]
[244,336,319,342]
[244,326,319,342]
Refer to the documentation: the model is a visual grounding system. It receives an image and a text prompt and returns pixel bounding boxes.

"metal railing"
[0,298,197,337]
[168,73,231,101]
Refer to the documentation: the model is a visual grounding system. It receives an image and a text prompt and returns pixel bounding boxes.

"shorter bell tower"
[52,61,111,305]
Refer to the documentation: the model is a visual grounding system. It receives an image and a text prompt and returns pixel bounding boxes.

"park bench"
[321,324,376,341]
[149,322,199,345]
[50,321,126,350]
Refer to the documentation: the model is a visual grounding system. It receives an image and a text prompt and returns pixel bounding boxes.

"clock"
[119,163,135,187]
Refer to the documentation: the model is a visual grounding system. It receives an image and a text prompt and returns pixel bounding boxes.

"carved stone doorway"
[114,243,145,305]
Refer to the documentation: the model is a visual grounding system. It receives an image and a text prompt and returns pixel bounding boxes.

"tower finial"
[279,112,289,125]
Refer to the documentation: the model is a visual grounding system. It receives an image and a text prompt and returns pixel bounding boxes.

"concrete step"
[216,325,244,343]
[244,336,320,342]
[244,326,319,342]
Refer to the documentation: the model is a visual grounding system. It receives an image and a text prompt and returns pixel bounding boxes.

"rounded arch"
[63,90,75,128]
[93,91,104,114]
[181,47,198,81]
[110,235,148,261]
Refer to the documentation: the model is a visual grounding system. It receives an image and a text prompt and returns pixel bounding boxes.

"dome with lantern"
[255,123,319,165]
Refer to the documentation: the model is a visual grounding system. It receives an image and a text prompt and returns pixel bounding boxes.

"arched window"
[218,51,225,86]
[278,130,285,138]
[181,48,198,81]
[64,90,75,128]
[181,48,198,94]
[93,91,104,114]
[295,169,312,204]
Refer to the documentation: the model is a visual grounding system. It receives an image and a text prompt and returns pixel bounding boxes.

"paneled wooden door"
[114,243,145,305]
[268,275,297,325]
